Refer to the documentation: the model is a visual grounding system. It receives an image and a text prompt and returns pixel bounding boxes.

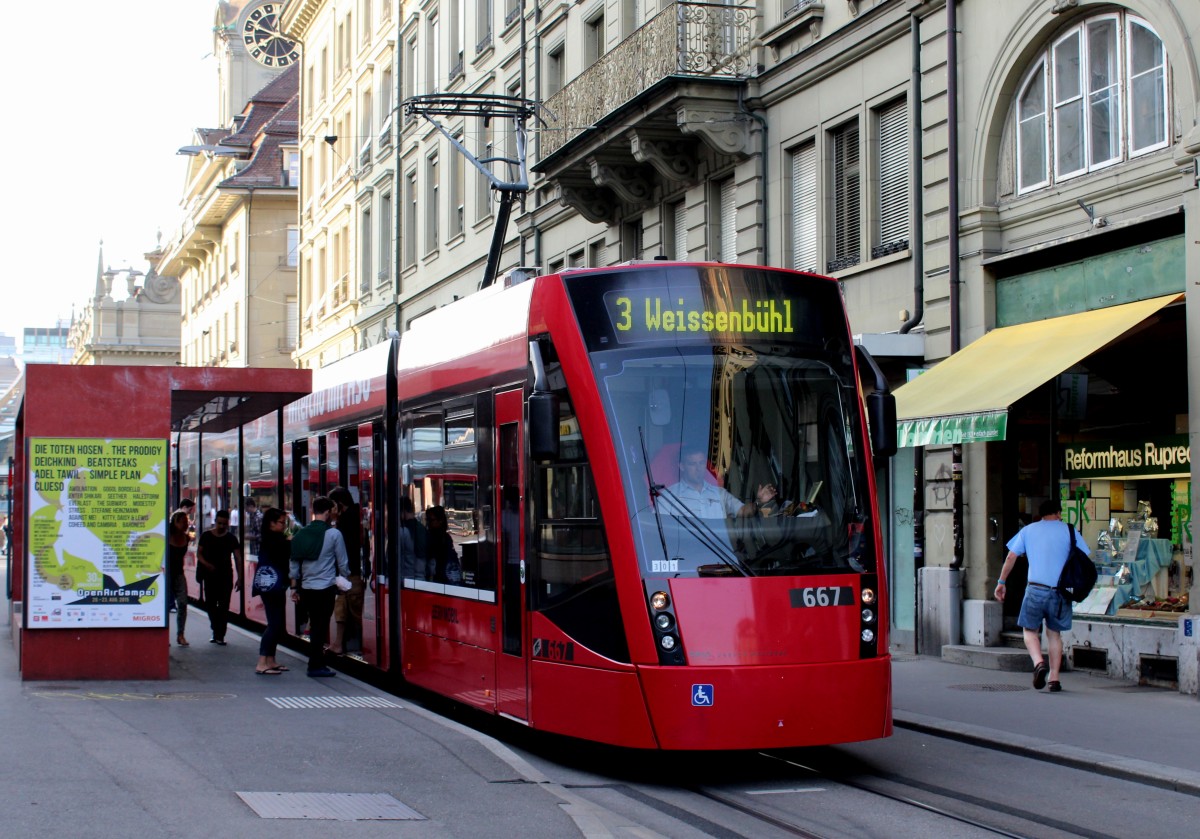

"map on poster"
[25,437,168,629]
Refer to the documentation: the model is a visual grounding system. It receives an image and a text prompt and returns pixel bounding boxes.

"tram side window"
[402,404,489,593]
[530,361,628,663]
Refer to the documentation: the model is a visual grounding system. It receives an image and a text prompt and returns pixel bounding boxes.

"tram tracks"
[569,747,1116,839]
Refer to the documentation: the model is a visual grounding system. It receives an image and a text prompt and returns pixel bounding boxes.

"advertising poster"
[25,437,168,628]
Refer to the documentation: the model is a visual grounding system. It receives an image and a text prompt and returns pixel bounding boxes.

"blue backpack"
[1056,522,1098,603]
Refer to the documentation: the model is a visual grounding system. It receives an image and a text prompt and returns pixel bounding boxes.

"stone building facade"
[68,244,182,366]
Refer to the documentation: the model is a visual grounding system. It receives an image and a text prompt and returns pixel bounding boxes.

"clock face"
[242,3,300,68]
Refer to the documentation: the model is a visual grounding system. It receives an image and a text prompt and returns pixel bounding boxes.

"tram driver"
[656,447,780,519]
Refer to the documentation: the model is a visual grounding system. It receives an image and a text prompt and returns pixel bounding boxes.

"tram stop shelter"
[6,364,311,680]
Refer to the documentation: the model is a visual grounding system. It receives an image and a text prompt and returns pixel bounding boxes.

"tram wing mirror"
[867,391,897,459]
[529,391,560,463]
[855,344,897,459]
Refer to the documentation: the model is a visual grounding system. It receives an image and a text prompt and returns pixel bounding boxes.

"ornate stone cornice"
[555,183,616,225]
[630,132,699,186]
[587,159,655,206]
[676,103,751,158]
[280,0,323,40]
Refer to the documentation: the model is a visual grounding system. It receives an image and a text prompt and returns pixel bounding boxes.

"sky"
[0,1,217,343]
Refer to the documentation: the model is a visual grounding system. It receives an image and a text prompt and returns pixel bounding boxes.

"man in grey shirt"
[289,496,350,677]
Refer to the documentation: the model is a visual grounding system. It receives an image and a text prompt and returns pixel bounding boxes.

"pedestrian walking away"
[995,499,1091,692]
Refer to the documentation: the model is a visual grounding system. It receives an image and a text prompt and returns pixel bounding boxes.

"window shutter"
[286,297,299,348]
[790,143,817,272]
[829,122,861,273]
[674,201,688,260]
[719,178,737,263]
[874,99,909,258]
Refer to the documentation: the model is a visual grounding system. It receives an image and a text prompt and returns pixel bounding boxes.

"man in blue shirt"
[995,499,1091,692]
[289,496,350,677]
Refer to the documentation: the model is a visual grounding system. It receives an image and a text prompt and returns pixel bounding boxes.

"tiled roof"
[220,88,300,189]
[196,127,231,145]
[222,65,299,148]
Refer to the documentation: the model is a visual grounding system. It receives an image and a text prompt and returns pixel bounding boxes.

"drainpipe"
[947,0,961,355]
[899,11,923,335]
[245,187,253,365]
[393,35,403,334]
[530,1,539,271]
[946,2,965,571]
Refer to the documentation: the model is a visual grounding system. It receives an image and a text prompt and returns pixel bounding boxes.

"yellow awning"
[895,294,1180,446]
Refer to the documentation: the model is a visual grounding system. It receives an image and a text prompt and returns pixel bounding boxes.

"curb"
[894,711,1200,798]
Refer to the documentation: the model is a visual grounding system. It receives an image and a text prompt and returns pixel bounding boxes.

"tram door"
[325,431,340,494]
[308,435,324,500]
[357,422,381,666]
[494,389,527,719]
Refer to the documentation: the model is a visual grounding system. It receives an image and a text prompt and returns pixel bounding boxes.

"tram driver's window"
[529,348,628,663]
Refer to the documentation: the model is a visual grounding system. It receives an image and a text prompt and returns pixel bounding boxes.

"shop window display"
[1070,485,1190,618]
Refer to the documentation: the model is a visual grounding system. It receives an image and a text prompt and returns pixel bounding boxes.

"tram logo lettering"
[632,297,794,335]
[432,605,459,624]
[285,379,373,423]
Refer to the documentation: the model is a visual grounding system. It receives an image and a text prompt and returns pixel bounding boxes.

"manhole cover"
[236,791,423,821]
[947,683,1029,692]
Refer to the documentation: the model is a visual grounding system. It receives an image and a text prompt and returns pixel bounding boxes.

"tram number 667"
[790,586,853,608]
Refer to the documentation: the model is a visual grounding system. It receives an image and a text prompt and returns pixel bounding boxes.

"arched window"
[1015,12,1168,194]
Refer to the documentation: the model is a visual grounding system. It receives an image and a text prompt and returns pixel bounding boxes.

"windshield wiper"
[637,428,751,576]
[637,427,673,567]
[654,485,754,577]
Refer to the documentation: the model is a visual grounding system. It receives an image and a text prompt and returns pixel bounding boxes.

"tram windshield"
[565,265,874,580]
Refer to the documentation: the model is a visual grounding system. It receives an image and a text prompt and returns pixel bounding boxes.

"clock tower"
[214,1,300,127]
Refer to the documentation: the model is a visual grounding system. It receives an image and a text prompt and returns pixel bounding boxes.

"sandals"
[255,667,284,675]
[1032,661,1049,690]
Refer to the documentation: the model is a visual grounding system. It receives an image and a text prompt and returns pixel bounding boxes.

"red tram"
[183,262,897,750]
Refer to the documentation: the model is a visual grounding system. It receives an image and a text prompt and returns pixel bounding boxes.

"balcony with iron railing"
[540,2,754,160]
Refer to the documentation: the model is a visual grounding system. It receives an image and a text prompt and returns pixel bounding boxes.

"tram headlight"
[861,588,876,605]
[654,612,674,632]
[660,634,677,651]
[861,629,875,643]
[862,608,875,623]
[650,591,671,611]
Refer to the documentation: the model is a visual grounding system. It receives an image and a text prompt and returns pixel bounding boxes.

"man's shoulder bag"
[1056,522,1098,603]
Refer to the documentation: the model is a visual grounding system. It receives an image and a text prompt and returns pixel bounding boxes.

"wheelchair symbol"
[692,684,714,706]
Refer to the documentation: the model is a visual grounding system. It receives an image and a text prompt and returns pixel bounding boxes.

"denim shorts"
[1018,584,1072,632]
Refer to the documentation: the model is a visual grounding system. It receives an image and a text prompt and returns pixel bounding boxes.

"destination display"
[25,437,168,628]
[566,266,844,354]
[604,290,798,343]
